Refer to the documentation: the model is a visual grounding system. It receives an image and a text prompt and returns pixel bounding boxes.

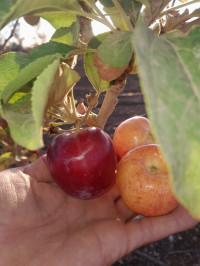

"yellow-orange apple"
[116,144,178,216]
[113,116,155,159]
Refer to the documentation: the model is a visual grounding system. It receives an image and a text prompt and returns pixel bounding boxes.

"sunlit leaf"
[99,0,114,8]
[97,30,133,67]
[133,19,200,218]
[84,53,110,92]
[50,21,79,45]
[84,32,111,92]
[42,13,77,29]
[0,42,76,105]
[3,59,60,150]
[0,42,76,149]
[32,59,60,129]
[0,0,81,29]
[62,63,80,90]
[103,6,125,29]
[0,152,14,171]
[0,52,28,93]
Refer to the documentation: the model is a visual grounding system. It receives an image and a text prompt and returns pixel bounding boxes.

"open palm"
[0,155,198,266]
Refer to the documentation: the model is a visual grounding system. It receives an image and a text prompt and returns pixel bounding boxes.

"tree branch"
[1,19,19,52]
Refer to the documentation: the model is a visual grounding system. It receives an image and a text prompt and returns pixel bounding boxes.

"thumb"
[23,155,54,183]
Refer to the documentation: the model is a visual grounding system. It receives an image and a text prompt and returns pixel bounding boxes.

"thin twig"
[156,0,200,20]
[168,249,187,255]
[171,0,176,7]
[1,19,19,51]
[133,250,168,266]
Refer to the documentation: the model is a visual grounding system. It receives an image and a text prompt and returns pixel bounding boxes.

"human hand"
[0,155,198,266]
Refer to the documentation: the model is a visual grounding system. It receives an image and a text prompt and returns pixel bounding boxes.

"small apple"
[116,144,178,216]
[113,116,155,159]
[47,127,117,199]
[93,51,128,81]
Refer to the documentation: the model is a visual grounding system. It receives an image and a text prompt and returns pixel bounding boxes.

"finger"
[105,183,121,201]
[105,183,138,221]
[125,204,199,254]
[115,197,138,221]
[23,154,54,183]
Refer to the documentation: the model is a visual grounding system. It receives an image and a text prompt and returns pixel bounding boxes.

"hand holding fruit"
[47,117,177,217]
[0,156,197,265]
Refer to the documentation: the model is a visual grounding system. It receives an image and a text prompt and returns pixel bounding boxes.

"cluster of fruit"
[113,116,178,216]
[47,116,177,217]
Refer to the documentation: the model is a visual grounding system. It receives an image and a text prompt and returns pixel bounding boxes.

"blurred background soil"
[72,58,200,266]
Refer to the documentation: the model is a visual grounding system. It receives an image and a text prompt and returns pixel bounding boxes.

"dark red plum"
[47,127,117,199]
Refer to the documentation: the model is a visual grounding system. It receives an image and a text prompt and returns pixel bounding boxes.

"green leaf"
[3,96,39,150]
[87,32,110,49]
[84,32,111,93]
[0,42,76,105]
[99,0,114,8]
[9,86,32,104]
[119,0,143,26]
[84,53,110,93]
[0,152,12,159]
[133,20,200,218]
[0,0,81,29]
[50,21,79,45]
[97,30,133,67]
[0,0,13,20]
[0,152,14,171]
[42,13,77,29]
[3,59,60,150]
[46,64,80,109]
[32,59,60,129]
[0,42,76,149]
[8,93,32,113]
[1,55,56,105]
[29,41,75,60]
[62,64,80,90]
[103,6,125,29]
[0,52,28,93]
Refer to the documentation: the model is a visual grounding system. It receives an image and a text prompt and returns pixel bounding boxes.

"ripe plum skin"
[47,127,117,199]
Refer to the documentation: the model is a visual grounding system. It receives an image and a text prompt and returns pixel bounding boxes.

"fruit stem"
[84,92,100,123]
[69,89,78,120]
[96,81,126,129]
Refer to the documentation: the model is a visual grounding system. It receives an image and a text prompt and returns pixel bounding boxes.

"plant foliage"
[0,0,200,218]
